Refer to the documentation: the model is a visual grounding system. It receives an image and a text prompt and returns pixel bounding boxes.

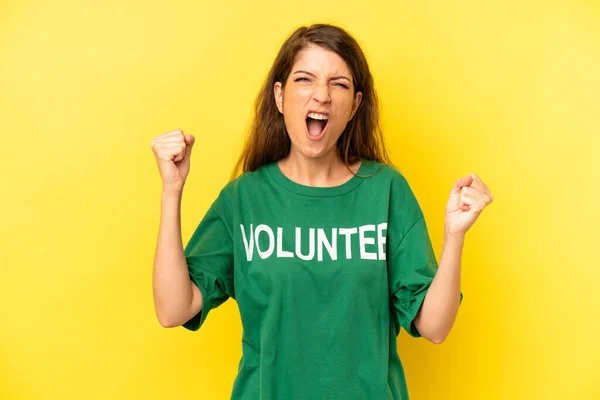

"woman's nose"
[312,82,331,104]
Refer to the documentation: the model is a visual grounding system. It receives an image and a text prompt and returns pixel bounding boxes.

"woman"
[151,23,493,399]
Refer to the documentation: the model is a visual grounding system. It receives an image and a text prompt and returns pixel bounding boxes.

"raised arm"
[150,129,201,328]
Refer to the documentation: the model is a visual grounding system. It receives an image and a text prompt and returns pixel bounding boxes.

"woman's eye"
[294,78,348,89]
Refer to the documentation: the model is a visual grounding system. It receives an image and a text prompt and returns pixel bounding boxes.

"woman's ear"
[274,82,284,114]
[349,91,362,121]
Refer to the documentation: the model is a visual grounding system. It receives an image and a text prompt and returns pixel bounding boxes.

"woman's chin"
[296,142,336,160]
[288,129,339,159]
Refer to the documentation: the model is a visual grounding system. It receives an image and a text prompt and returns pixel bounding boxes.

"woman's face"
[274,45,362,161]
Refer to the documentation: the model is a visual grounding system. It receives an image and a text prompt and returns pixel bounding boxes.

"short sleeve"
[181,199,234,332]
[387,212,464,338]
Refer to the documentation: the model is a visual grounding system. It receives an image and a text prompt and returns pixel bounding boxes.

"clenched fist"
[150,129,195,193]
[445,173,493,237]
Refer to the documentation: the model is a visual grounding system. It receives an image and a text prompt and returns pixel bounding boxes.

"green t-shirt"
[182,159,463,399]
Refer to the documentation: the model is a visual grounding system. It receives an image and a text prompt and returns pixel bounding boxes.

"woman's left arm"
[413,173,493,344]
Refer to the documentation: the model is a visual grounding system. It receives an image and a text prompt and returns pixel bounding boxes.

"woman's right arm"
[150,129,201,328]
[152,189,203,328]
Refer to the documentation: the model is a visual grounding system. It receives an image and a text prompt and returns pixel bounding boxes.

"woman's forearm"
[152,190,200,327]
[413,233,464,343]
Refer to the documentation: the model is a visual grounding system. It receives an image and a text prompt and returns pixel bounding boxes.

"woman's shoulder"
[205,165,271,218]
[365,160,424,221]
[363,159,410,187]
[215,162,273,199]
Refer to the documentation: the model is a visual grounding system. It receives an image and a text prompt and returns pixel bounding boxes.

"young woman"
[151,23,493,399]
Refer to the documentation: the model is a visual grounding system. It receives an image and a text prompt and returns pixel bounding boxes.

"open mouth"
[306,115,328,140]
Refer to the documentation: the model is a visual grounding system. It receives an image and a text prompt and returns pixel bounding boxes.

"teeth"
[307,112,328,120]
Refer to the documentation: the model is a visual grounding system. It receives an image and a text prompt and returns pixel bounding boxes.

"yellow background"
[1,0,599,398]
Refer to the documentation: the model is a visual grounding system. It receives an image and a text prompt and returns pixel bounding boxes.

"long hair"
[230,23,392,180]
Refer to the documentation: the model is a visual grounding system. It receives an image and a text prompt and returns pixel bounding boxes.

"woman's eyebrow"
[293,70,351,82]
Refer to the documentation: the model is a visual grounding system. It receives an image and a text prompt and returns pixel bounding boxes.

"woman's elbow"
[414,318,449,344]
[428,334,447,345]
[156,313,181,328]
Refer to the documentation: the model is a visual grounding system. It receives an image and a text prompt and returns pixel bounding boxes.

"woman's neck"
[277,149,360,187]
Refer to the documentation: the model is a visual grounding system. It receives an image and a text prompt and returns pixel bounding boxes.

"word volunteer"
[240,223,389,262]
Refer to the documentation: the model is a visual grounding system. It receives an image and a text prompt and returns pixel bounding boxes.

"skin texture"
[273,45,363,187]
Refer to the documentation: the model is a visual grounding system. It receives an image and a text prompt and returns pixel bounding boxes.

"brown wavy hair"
[230,23,392,181]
